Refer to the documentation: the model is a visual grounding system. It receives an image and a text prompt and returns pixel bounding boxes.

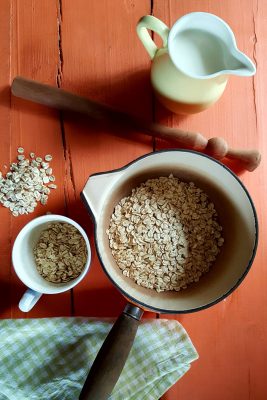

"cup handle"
[19,288,42,312]
[136,15,169,59]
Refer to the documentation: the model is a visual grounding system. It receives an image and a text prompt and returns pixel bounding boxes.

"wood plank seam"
[252,2,258,132]
[56,0,76,211]
[56,0,74,316]
[56,0,63,88]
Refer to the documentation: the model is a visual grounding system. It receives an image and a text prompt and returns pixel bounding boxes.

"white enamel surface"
[83,169,123,219]
[168,12,256,79]
[83,151,257,313]
[12,214,91,295]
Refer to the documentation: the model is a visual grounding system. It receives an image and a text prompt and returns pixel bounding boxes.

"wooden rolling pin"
[11,76,261,171]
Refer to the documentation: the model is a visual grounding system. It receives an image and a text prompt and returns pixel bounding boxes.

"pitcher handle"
[137,15,169,59]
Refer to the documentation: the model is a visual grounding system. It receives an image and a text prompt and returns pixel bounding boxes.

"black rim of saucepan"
[81,149,259,314]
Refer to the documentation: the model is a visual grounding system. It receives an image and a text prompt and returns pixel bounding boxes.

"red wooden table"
[0,1,266,399]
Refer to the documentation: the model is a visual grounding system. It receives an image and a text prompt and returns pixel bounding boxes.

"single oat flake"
[0,148,56,216]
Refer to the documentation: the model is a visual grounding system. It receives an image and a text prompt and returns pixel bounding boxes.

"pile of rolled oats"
[34,222,87,283]
[107,175,224,292]
[0,148,57,216]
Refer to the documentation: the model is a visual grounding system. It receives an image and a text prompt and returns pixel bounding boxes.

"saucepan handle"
[79,304,144,400]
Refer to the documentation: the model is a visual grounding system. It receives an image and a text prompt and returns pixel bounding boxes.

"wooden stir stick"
[11,76,261,172]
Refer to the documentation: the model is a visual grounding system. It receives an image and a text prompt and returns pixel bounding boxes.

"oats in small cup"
[34,222,88,283]
[12,215,91,312]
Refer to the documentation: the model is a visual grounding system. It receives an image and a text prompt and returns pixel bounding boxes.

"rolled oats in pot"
[106,175,224,292]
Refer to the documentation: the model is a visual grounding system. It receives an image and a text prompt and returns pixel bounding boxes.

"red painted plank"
[7,0,71,317]
[151,1,266,399]
[0,1,266,399]
[0,0,12,318]
[60,0,155,317]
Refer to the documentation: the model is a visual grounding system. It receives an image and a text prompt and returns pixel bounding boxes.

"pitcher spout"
[167,12,256,80]
[225,50,256,77]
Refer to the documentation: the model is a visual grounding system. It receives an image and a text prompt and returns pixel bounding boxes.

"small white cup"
[12,214,91,312]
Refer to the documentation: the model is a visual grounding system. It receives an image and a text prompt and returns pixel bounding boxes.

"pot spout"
[81,169,123,220]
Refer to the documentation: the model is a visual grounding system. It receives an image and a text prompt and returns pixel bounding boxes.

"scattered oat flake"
[41,162,49,169]
[48,184,57,189]
[49,175,56,182]
[0,149,56,216]
[36,157,42,163]
[46,168,52,176]
[17,147,24,154]
[45,155,52,162]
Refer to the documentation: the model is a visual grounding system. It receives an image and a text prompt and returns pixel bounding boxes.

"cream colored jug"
[137,13,256,114]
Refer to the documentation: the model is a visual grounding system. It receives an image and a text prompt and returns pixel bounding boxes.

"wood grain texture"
[0,0,266,399]
[59,0,155,317]
[153,1,267,399]
[7,0,71,317]
[0,0,12,319]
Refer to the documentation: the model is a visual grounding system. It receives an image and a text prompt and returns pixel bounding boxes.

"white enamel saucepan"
[80,150,258,400]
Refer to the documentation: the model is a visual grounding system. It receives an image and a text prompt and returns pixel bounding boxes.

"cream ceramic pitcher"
[137,12,256,114]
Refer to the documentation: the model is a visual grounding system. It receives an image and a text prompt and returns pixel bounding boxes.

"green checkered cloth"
[0,318,198,400]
